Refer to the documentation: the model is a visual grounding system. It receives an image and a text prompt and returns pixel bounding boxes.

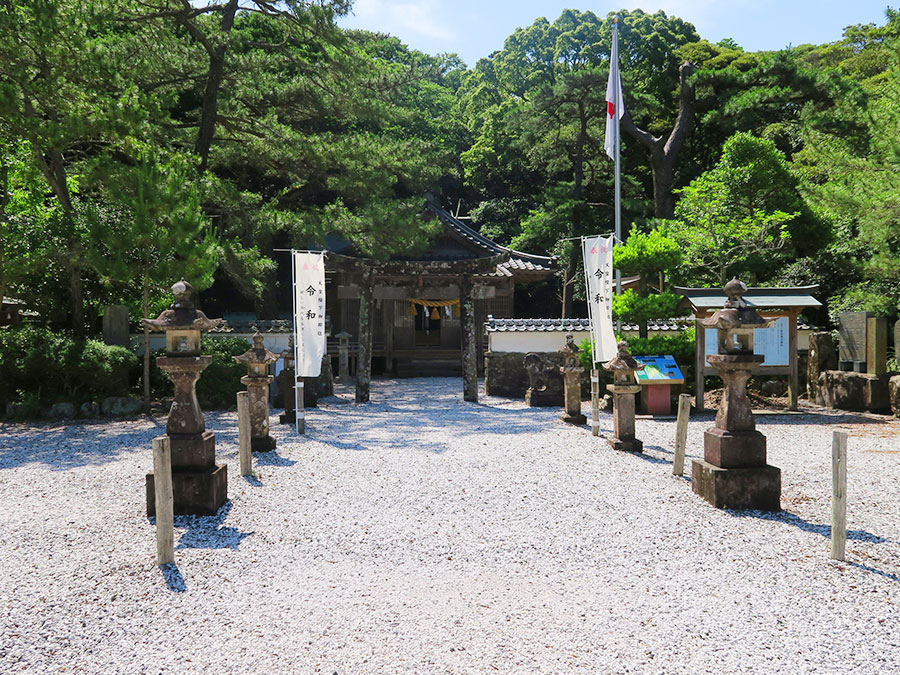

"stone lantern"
[335,331,352,382]
[603,341,644,452]
[142,280,226,516]
[235,332,279,451]
[693,278,781,511]
[559,333,586,425]
[277,335,296,425]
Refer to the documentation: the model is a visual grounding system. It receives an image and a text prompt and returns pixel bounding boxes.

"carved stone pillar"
[559,333,586,424]
[235,332,278,451]
[603,341,643,452]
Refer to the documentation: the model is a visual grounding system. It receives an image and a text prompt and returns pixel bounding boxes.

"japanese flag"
[604,27,625,160]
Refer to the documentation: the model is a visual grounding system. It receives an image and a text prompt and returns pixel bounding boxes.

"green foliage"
[669,132,822,284]
[0,325,136,411]
[612,289,687,328]
[614,226,682,278]
[578,328,696,371]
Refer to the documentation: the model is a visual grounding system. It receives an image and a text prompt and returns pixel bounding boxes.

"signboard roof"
[674,285,822,310]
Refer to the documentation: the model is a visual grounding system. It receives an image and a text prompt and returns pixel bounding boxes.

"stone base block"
[691,460,781,511]
[168,431,216,470]
[526,389,563,407]
[251,435,277,452]
[609,437,643,453]
[561,412,587,425]
[704,428,766,468]
[146,463,228,517]
[279,411,296,424]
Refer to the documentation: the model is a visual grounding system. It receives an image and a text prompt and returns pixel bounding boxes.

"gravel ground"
[1,377,899,674]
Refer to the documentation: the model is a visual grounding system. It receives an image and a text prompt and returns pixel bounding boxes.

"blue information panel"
[633,355,685,385]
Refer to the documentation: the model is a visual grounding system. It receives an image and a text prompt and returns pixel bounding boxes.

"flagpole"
[613,15,622,335]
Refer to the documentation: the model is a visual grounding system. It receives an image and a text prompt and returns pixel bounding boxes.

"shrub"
[0,325,137,411]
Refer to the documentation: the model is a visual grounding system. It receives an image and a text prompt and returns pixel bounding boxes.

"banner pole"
[613,16,622,335]
[291,251,302,435]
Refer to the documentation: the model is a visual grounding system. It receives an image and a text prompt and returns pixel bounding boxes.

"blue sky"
[339,1,895,67]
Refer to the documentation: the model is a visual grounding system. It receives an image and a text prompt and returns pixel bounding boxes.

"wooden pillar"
[831,431,848,561]
[237,391,253,475]
[695,313,707,412]
[355,270,375,403]
[788,309,799,411]
[459,275,478,402]
[152,436,175,566]
[384,300,395,374]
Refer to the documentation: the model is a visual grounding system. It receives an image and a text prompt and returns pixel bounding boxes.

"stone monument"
[235,332,279,451]
[335,331,352,382]
[692,278,781,511]
[807,331,837,405]
[143,280,227,516]
[559,334,586,425]
[523,353,563,407]
[277,335,296,425]
[603,341,644,452]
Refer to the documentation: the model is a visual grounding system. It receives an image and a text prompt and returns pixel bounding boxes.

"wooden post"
[788,309,799,411]
[152,436,175,566]
[591,369,600,437]
[296,380,305,434]
[672,393,691,476]
[237,391,252,475]
[695,315,707,412]
[831,431,848,561]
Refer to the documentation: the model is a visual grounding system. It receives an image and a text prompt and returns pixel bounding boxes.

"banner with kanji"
[293,252,326,377]
[582,235,617,364]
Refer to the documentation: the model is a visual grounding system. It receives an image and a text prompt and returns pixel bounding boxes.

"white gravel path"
[1,377,898,674]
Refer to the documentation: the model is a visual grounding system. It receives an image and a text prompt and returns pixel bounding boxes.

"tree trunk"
[621,62,696,219]
[563,101,589,319]
[143,276,151,413]
[355,269,374,403]
[191,0,238,173]
[637,275,649,339]
[459,275,478,402]
[34,146,84,336]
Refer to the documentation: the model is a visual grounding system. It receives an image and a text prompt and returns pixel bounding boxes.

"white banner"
[583,235,617,363]
[293,252,326,377]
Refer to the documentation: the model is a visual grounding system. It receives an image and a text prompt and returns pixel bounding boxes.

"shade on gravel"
[1,378,898,674]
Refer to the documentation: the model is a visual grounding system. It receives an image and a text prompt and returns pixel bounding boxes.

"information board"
[704,316,789,367]
[634,355,684,384]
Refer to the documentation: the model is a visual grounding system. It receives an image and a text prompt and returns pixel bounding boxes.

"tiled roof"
[424,197,556,275]
[485,317,593,332]
[486,316,819,333]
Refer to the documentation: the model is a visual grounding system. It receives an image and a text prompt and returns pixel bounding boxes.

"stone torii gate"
[326,252,510,404]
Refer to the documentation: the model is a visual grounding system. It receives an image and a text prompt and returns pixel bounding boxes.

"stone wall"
[484,351,600,400]
[889,375,900,417]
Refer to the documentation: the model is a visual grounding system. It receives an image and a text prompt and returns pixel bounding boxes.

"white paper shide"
[293,252,326,377]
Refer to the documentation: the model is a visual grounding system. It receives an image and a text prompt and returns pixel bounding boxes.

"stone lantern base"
[146,432,228,516]
[692,429,781,511]
[251,435,277,452]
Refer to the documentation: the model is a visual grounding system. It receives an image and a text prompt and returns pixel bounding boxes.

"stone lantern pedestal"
[278,336,296,425]
[692,279,781,511]
[604,341,644,452]
[235,332,278,451]
[143,280,226,517]
[559,334,586,425]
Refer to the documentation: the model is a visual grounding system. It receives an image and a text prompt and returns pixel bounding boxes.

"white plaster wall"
[488,330,592,353]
